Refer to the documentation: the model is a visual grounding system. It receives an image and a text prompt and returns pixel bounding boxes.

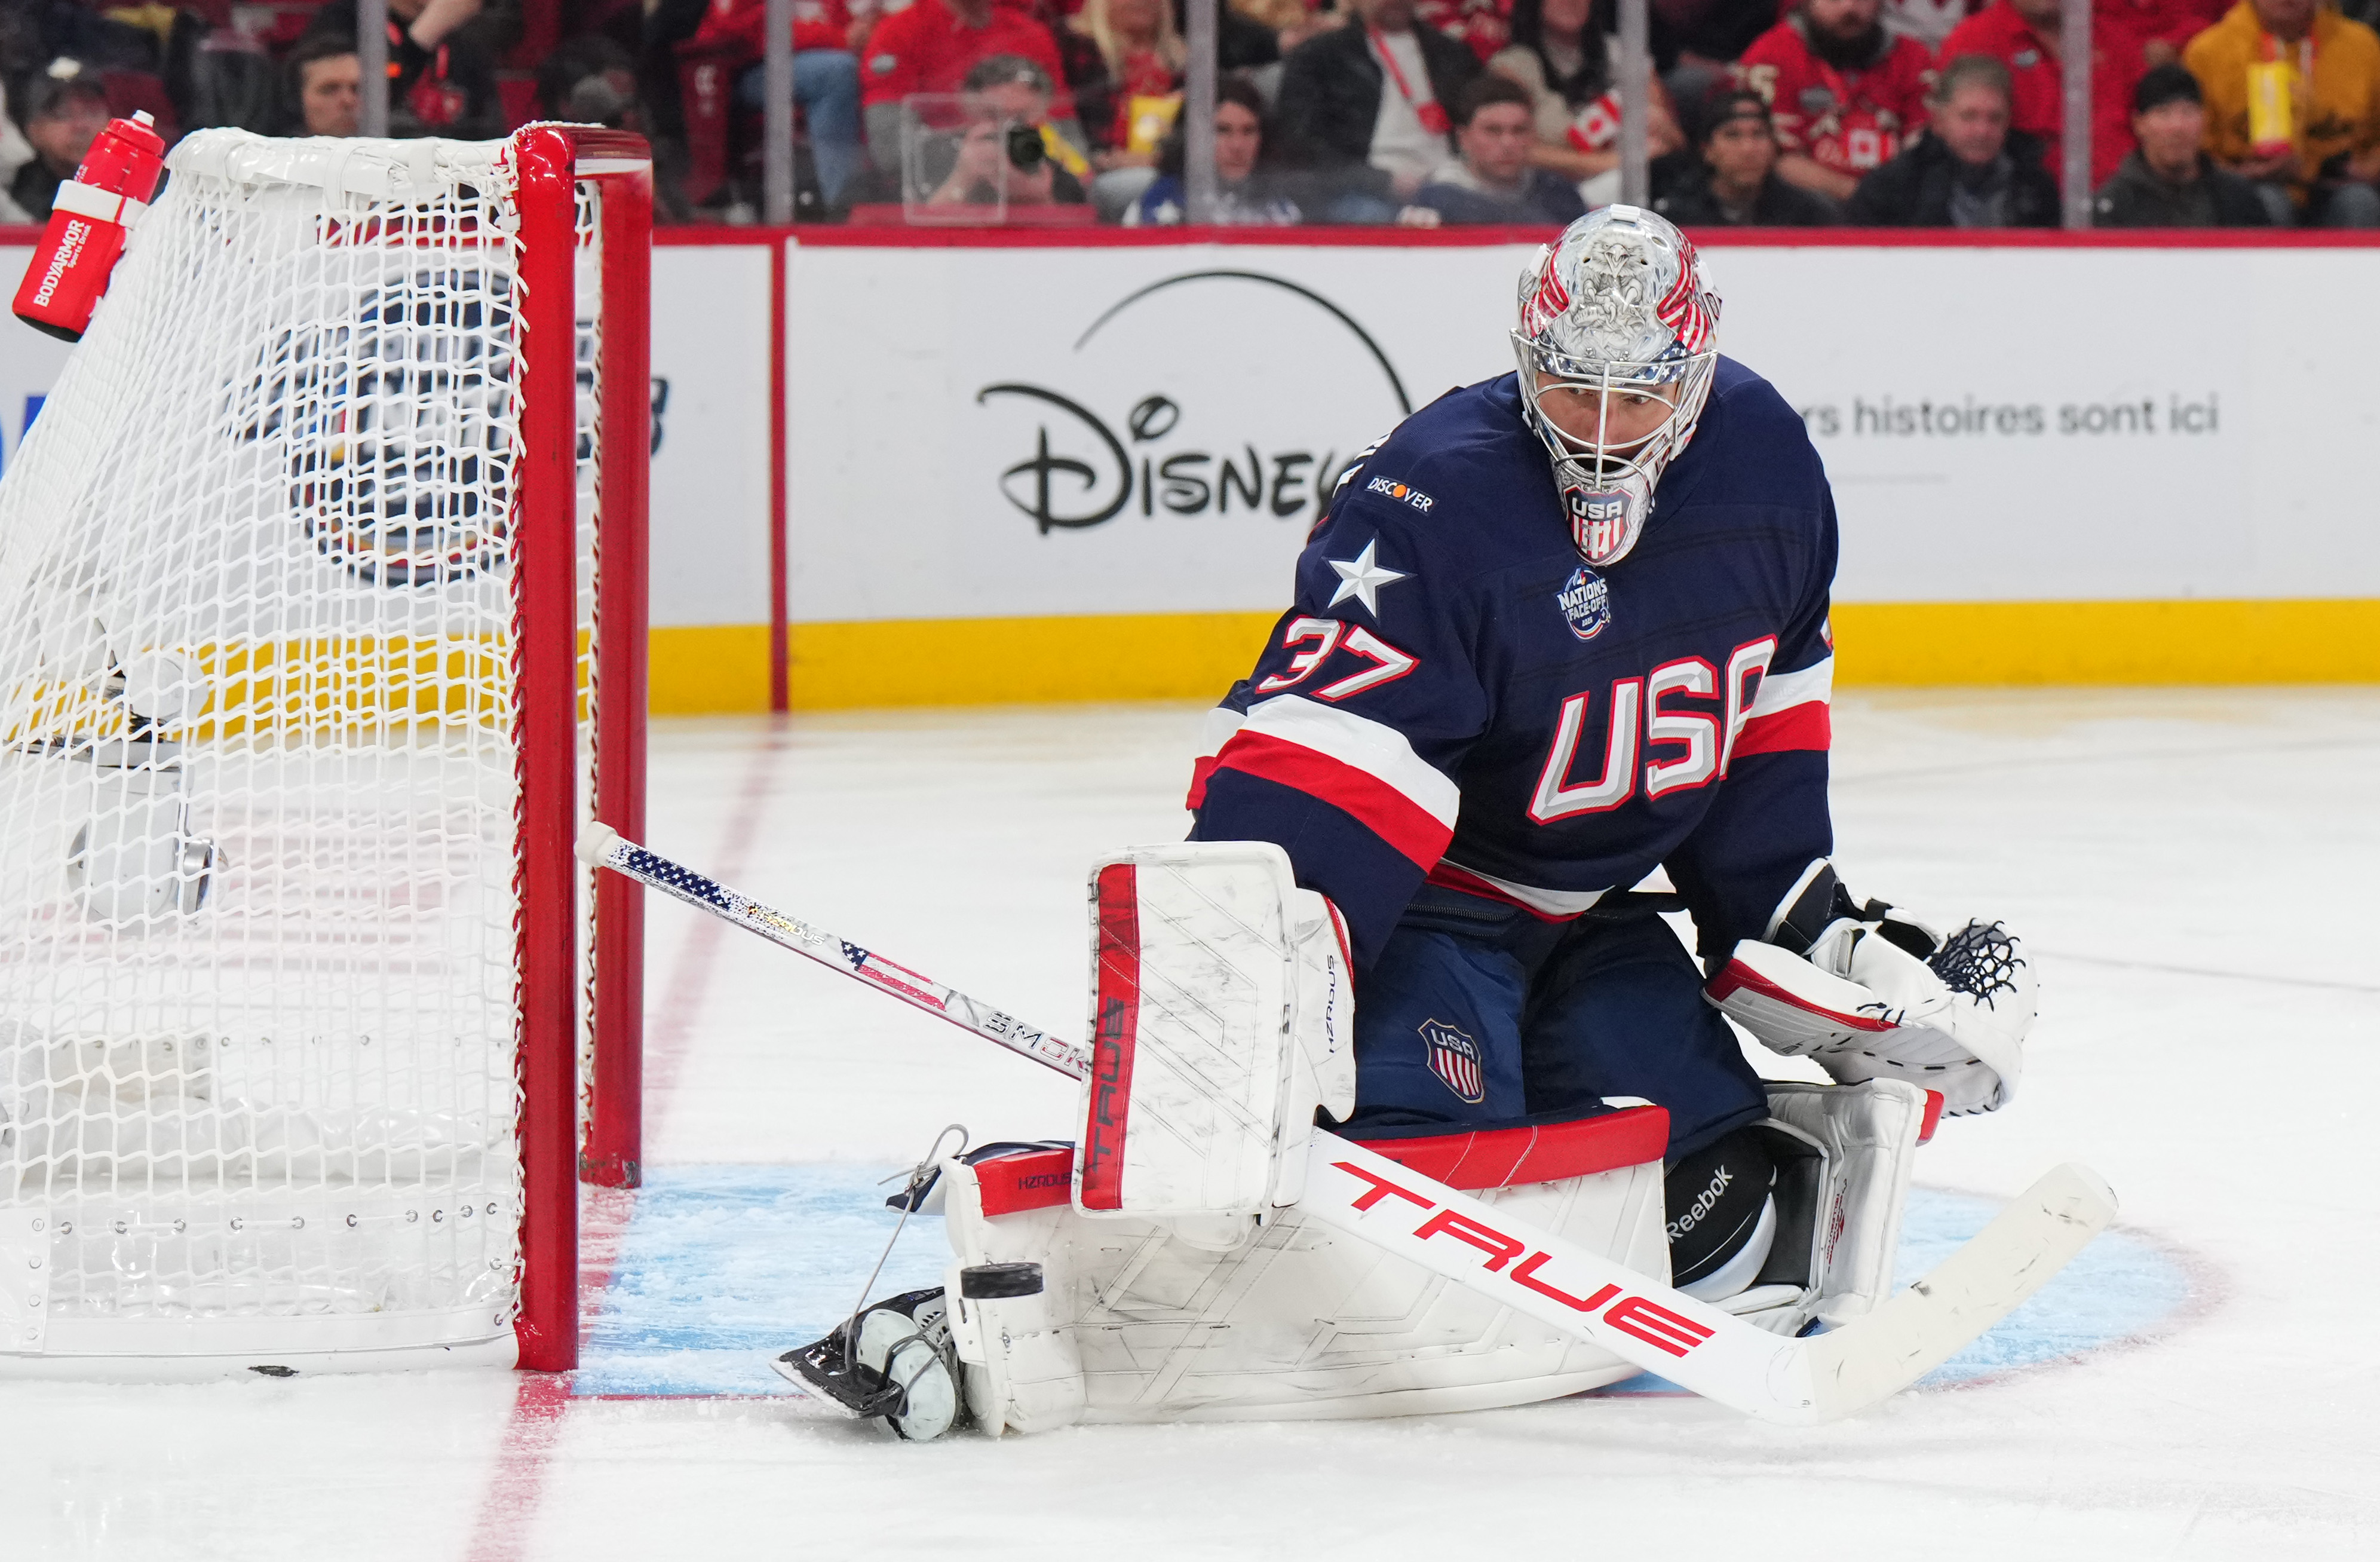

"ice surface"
[2,690,2374,1560]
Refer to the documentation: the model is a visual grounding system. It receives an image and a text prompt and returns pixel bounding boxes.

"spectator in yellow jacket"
[2183,0,2380,225]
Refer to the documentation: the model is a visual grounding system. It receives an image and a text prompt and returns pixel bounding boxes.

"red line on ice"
[462,722,787,1562]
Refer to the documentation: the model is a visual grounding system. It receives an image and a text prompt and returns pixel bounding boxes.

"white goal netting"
[0,131,609,1365]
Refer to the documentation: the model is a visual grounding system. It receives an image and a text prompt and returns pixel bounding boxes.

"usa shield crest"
[1419,1018,1486,1105]
[1563,486,1631,564]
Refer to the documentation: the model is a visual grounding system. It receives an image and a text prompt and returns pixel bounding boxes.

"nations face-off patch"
[1556,565,1612,640]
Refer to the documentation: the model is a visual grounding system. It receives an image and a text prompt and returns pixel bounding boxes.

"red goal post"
[522,124,652,1373]
[0,125,649,1376]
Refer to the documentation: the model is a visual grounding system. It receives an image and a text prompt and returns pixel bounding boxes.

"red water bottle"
[11,110,168,344]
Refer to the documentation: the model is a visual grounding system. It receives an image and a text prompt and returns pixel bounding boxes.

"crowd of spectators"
[5,0,2380,226]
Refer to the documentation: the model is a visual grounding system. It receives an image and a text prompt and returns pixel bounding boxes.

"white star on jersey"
[1327,540,1407,617]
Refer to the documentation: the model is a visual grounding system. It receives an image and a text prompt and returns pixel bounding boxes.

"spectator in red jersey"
[2091,59,2271,222]
[1649,2,1976,125]
[688,0,866,206]
[1736,0,1935,204]
[1934,0,2215,192]
[859,0,1075,171]
[1938,0,2068,182]
[1847,50,2060,220]
[1274,0,1483,217]
[1657,85,1842,221]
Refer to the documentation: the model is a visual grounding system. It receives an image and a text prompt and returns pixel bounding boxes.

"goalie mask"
[1513,206,1720,567]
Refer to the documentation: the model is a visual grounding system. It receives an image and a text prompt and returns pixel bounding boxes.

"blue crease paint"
[572,1168,2195,1403]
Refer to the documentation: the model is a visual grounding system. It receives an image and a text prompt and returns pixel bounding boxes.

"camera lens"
[1004,123,1046,173]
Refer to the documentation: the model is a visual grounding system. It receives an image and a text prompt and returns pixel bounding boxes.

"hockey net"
[0,127,649,1373]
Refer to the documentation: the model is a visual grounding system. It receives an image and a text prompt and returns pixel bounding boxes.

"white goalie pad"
[939,1092,2105,1432]
[1076,843,1355,1220]
[1735,1080,1929,1334]
[942,1109,1672,1434]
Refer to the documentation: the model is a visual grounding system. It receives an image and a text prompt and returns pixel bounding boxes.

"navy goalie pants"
[1344,884,1768,1160]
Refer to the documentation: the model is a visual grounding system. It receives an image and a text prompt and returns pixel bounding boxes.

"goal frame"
[517,124,651,1373]
[0,125,649,1378]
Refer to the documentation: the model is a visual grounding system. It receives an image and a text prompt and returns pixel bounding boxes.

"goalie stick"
[578,822,2117,1426]
[576,822,1086,1079]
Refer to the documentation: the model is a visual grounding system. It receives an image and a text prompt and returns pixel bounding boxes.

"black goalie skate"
[771,1287,964,1441]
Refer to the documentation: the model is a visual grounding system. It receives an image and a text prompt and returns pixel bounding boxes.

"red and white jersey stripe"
[1427,860,1611,919]
[1199,694,1460,869]
[1734,654,1832,759]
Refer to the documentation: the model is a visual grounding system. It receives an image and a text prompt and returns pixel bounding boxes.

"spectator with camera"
[2093,60,2271,224]
[918,53,1088,207]
[1488,0,1685,209]
[1847,51,2059,224]
[1124,72,1309,223]
[860,0,1075,171]
[1737,0,1936,205]
[2184,0,2380,226]
[1409,71,1589,220]
[1274,0,1482,218]
[1657,87,1841,223]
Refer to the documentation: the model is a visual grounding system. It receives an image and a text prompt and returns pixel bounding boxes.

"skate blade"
[769,1336,903,1420]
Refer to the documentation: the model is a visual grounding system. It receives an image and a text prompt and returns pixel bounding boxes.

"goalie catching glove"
[1706,860,2035,1116]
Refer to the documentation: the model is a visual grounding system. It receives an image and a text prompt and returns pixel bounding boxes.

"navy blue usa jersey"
[1188,359,1836,972]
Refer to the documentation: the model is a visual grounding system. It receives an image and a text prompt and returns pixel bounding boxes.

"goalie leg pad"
[944,1107,1671,1431]
[1722,1080,1927,1335]
[1078,843,1354,1221]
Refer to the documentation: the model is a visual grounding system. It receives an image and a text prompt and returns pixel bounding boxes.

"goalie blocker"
[762,843,2101,1438]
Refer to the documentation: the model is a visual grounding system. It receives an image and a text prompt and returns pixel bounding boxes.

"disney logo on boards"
[977,269,1412,537]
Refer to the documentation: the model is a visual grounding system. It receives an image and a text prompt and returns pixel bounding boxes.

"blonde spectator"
[1489,0,1682,207]
[1073,0,1188,217]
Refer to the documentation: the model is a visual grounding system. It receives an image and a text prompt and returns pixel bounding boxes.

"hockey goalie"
[768,207,2060,1440]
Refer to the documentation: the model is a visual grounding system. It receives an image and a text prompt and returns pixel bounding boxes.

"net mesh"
[0,131,603,1352]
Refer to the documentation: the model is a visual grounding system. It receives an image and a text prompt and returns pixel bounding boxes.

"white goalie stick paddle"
[579,822,2117,1426]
